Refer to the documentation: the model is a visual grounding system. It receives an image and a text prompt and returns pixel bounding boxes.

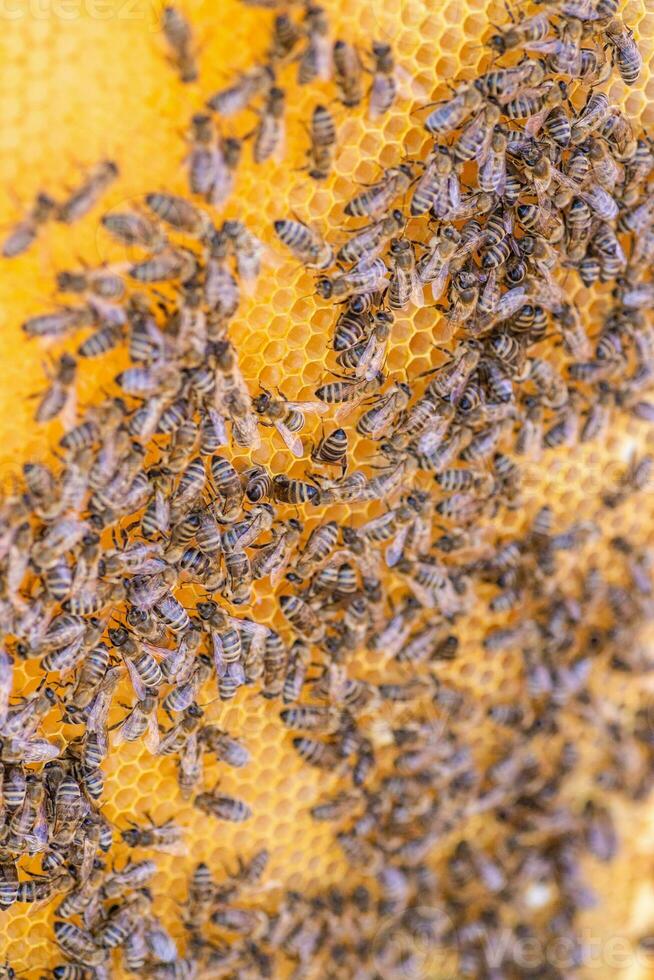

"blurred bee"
[21,306,92,339]
[57,160,118,224]
[253,388,329,457]
[604,18,641,85]
[344,164,413,218]
[207,65,273,116]
[194,788,252,822]
[2,192,56,258]
[54,921,106,966]
[129,246,197,283]
[306,104,336,180]
[293,737,342,769]
[368,42,398,119]
[269,10,302,61]
[298,4,331,84]
[253,86,285,164]
[274,218,333,269]
[34,353,77,426]
[161,5,198,82]
[101,208,166,250]
[121,816,184,853]
[282,640,311,703]
[333,39,364,106]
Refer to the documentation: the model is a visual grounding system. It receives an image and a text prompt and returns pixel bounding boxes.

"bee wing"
[155,490,171,534]
[274,420,304,458]
[314,36,333,81]
[334,397,364,423]
[430,263,451,302]
[269,544,292,588]
[385,524,411,568]
[123,655,147,700]
[145,713,161,755]
[410,272,425,309]
[403,574,436,609]
[207,407,228,447]
[60,389,78,432]
[234,412,262,450]
[284,400,330,415]
[0,649,12,725]
[525,102,554,138]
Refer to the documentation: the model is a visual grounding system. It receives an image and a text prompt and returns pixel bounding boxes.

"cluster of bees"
[3,0,654,975]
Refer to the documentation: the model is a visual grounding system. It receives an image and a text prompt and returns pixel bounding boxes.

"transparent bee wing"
[123,656,147,700]
[430,264,451,302]
[284,400,330,415]
[0,648,13,725]
[274,420,304,458]
[145,713,161,755]
[385,524,411,568]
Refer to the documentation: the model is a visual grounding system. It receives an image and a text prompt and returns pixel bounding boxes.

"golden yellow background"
[2,0,654,976]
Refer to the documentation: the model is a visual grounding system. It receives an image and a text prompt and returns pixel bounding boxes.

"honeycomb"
[2,0,654,976]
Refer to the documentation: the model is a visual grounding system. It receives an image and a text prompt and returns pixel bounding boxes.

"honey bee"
[253,389,329,457]
[315,257,388,301]
[207,65,273,116]
[34,353,77,426]
[57,161,118,224]
[54,921,106,966]
[187,113,222,199]
[356,382,410,439]
[333,39,364,106]
[194,788,252,822]
[306,104,336,180]
[129,247,197,283]
[424,84,483,135]
[2,192,56,258]
[274,218,333,269]
[161,6,198,83]
[279,594,324,640]
[571,91,611,143]
[488,12,550,53]
[344,164,413,218]
[298,4,332,84]
[121,816,184,852]
[22,306,92,339]
[111,694,160,753]
[368,42,397,119]
[605,18,641,85]
[253,86,286,164]
[311,427,348,468]
[292,737,343,769]
[337,209,403,265]
[273,474,320,506]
